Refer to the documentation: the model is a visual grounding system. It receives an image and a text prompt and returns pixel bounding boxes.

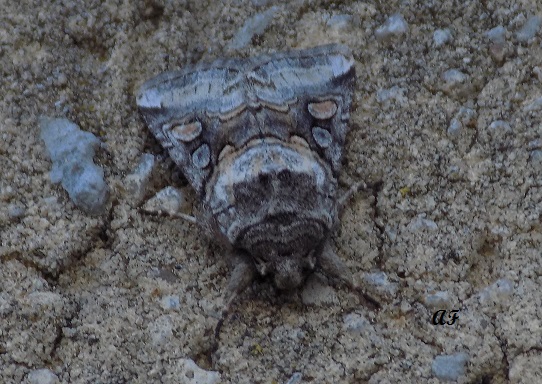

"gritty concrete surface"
[1,0,541,383]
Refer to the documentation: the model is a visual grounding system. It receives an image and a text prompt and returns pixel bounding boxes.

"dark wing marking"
[136,44,355,193]
[247,44,355,173]
[136,62,246,194]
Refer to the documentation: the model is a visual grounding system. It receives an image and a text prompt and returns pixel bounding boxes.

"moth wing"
[248,44,355,173]
[136,62,246,194]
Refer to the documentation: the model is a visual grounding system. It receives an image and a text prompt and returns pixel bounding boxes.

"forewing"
[136,62,246,194]
[247,44,355,174]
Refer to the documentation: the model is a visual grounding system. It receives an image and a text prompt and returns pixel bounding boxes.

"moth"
[136,44,364,307]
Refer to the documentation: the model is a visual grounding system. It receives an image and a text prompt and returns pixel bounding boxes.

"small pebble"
[160,295,180,310]
[447,107,476,136]
[177,358,221,384]
[516,15,541,42]
[251,0,270,6]
[148,315,173,346]
[399,300,412,314]
[424,291,451,308]
[228,7,279,50]
[143,186,185,216]
[442,69,467,88]
[432,353,469,381]
[7,204,26,219]
[125,153,155,202]
[376,86,406,104]
[326,14,357,32]
[0,293,14,316]
[343,313,371,335]
[530,149,542,165]
[40,117,109,215]
[478,278,513,306]
[488,120,512,142]
[285,372,303,384]
[407,214,438,231]
[27,369,59,384]
[363,271,398,298]
[524,97,542,112]
[447,119,462,136]
[375,13,408,41]
[56,73,68,86]
[433,29,452,46]
[485,25,506,43]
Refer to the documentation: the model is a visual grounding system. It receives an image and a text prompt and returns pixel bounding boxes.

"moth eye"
[307,100,338,120]
[218,144,236,161]
[192,144,211,168]
[312,126,332,148]
[169,121,202,142]
[289,135,310,148]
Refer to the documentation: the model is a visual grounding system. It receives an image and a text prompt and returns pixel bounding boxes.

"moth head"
[256,251,317,290]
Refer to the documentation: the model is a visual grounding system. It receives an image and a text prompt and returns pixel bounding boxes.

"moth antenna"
[319,240,381,310]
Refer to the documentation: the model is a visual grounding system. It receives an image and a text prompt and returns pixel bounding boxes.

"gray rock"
[478,278,513,306]
[488,120,512,143]
[376,86,407,104]
[26,369,59,384]
[343,312,372,335]
[124,153,155,203]
[285,372,302,384]
[433,29,452,46]
[175,358,221,384]
[524,97,542,112]
[326,14,357,32]
[447,107,476,136]
[160,295,180,310]
[485,25,506,43]
[407,214,438,231]
[363,271,398,298]
[7,203,25,219]
[251,0,271,6]
[143,186,185,216]
[228,7,279,50]
[40,117,109,215]
[530,149,542,165]
[447,119,463,136]
[442,69,468,89]
[432,353,469,381]
[424,291,450,308]
[516,15,541,42]
[148,314,173,347]
[375,13,408,41]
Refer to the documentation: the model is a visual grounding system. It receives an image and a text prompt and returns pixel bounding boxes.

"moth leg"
[214,255,256,341]
[337,180,367,210]
[318,240,381,310]
[224,256,256,308]
[319,240,355,286]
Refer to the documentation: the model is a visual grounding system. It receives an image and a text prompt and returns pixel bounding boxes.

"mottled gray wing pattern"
[136,62,247,193]
[136,44,355,194]
[246,44,355,174]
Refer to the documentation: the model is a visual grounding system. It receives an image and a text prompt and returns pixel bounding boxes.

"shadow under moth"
[136,44,370,311]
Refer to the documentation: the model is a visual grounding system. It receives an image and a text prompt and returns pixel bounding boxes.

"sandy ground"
[1,0,541,383]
